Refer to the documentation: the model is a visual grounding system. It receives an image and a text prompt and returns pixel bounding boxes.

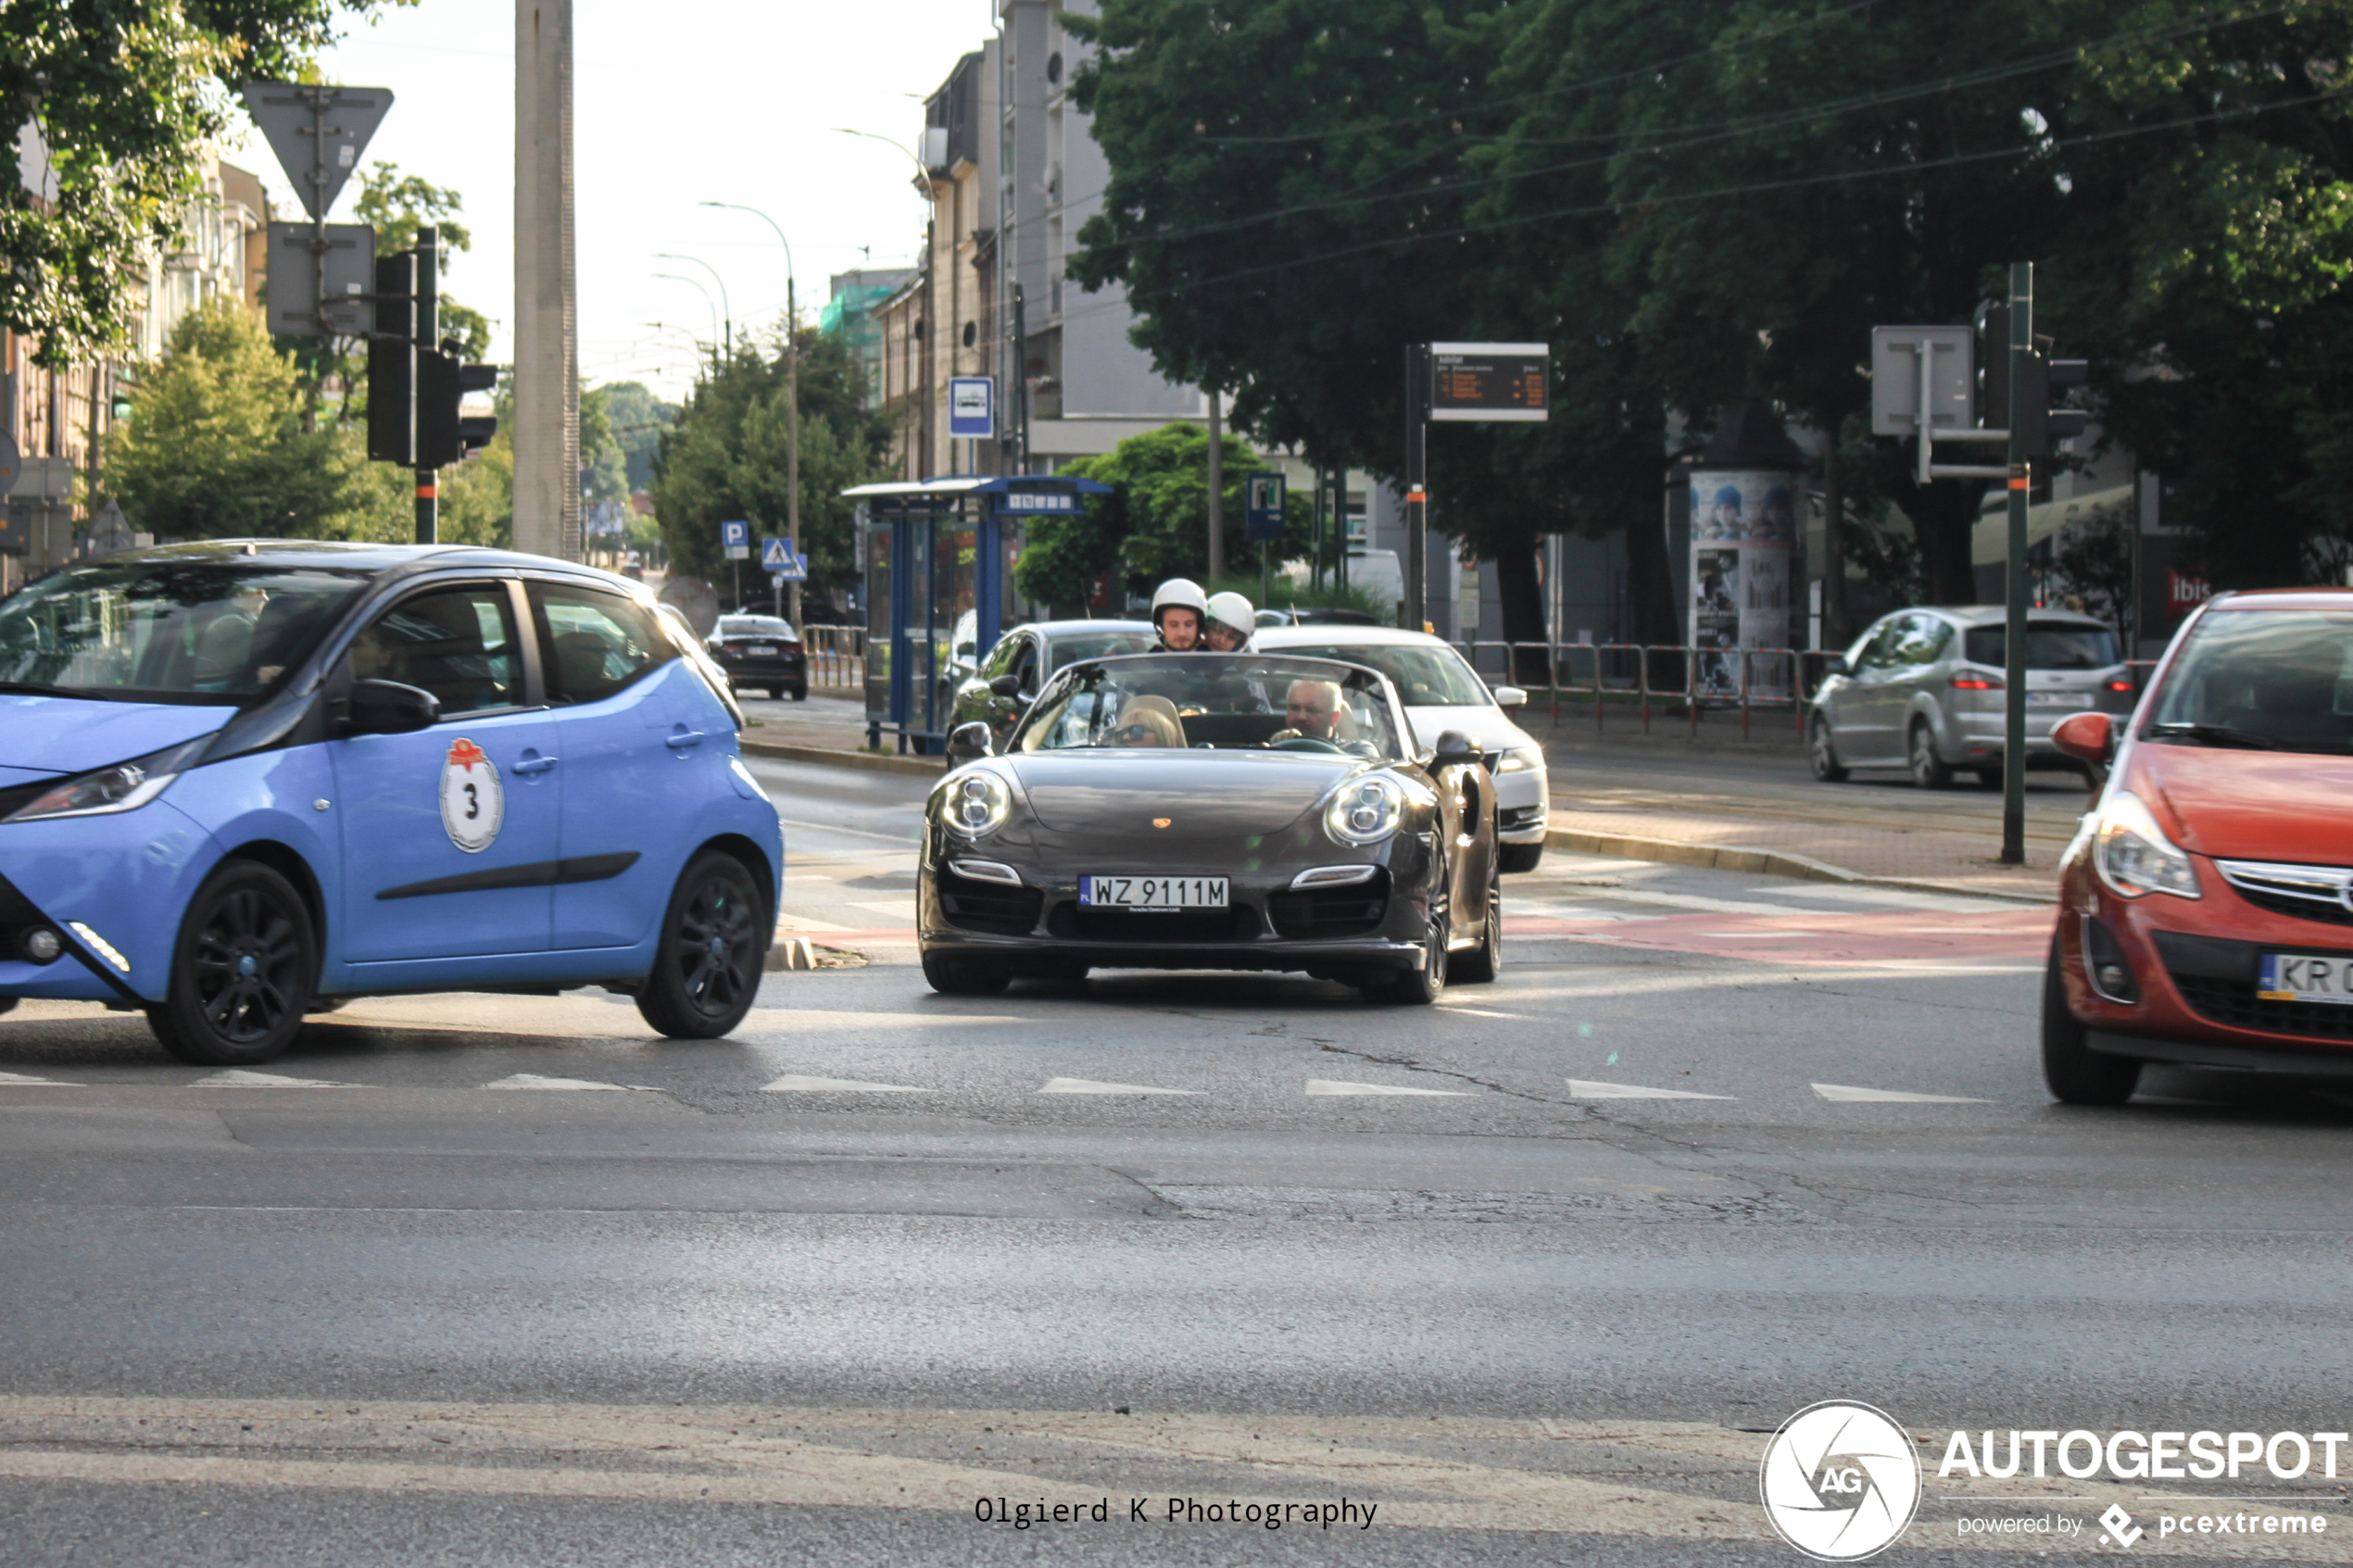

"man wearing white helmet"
[1149,578,1209,651]
[1202,592,1255,652]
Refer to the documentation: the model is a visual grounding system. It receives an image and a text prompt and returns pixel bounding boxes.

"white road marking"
[761,1075,925,1093]
[1566,1079,1731,1100]
[774,913,861,933]
[1813,1082,1991,1104]
[1305,1079,1473,1097]
[772,814,922,845]
[478,1073,651,1092]
[189,1070,356,1088]
[1693,932,1807,939]
[1438,1006,1533,1020]
[1037,1077,1201,1096]
[0,1071,77,1086]
[848,900,921,922]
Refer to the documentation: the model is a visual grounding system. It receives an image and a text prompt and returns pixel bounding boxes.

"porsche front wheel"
[1366,907,1449,1006]
[636,852,765,1039]
[146,860,319,1066]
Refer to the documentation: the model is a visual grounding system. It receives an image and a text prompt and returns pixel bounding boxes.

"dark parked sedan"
[947,618,1155,747]
[918,653,1502,1003]
[706,614,806,700]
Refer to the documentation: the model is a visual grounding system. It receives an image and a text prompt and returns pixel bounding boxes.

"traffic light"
[368,252,413,464]
[1977,305,2090,460]
[416,348,499,467]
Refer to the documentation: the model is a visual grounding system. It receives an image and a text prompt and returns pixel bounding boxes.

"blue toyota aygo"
[0,540,783,1063]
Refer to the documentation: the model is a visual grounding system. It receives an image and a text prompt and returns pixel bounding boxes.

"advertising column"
[1688,470,1795,700]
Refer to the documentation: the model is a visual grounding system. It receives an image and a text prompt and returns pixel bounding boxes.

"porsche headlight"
[2094,790,2201,900]
[1495,746,1542,773]
[1325,775,1405,847]
[939,769,1013,838]
[4,737,210,823]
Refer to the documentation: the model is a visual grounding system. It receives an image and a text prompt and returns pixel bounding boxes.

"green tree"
[1,1,395,359]
[652,327,894,595]
[104,298,393,538]
[598,381,680,493]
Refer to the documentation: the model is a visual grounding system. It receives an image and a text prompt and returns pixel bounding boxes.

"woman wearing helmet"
[1202,592,1256,652]
[1149,578,1209,651]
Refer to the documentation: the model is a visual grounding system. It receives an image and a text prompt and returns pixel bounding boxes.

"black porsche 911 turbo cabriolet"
[916,653,1502,1002]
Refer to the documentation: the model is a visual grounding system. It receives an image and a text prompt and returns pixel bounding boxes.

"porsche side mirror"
[946,721,996,763]
[988,672,1023,697]
[1430,730,1483,767]
[345,678,440,736]
[2051,710,2116,766]
[1491,685,1528,708]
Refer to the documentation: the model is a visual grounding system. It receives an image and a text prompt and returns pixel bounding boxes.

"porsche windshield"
[1014,655,1404,759]
[0,560,372,704]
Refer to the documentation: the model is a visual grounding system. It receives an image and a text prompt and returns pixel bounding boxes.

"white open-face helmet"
[1150,578,1209,630]
[1204,592,1256,642]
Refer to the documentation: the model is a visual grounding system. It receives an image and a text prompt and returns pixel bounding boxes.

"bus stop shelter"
[842,473,1113,753]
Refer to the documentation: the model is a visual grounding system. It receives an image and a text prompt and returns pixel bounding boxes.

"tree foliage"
[1,0,396,360]
[1013,421,1277,611]
[651,329,894,591]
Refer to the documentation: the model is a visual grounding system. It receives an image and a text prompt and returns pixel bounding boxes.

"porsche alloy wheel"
[1451,873,1502,985]
[637,852,764,1038]
[1367,905,1449,1006]
[146,860,318,1066]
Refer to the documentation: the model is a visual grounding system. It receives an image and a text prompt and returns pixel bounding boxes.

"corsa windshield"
[2145,608,2353,755]
[1013,654,1405,759]
[0,561,373,705]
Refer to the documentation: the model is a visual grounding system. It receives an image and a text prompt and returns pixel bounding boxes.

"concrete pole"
[786,273,800,628]
[1205,390,1223,582]
[514,0,580,560]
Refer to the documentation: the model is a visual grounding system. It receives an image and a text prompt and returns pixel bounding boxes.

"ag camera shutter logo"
[1759,1400,1921,1561]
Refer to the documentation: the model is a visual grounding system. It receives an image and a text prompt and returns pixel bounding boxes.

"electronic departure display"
[1428,342,1550,422]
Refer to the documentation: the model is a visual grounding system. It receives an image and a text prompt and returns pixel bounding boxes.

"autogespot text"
[1941,1429,2351,1481]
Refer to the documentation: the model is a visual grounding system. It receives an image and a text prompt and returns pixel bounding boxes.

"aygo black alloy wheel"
[146,860,319,1066]
[637,851,765,1038]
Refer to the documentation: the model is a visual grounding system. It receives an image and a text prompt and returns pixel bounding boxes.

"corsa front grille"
[2217,859,2353,927]
[2170,973,2353,1041]
[2226,884,2353,928]
[1047,903,1262,943]
[1267,871,1390,938]
[934,869,1043,936]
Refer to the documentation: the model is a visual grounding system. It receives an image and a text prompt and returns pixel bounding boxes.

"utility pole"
[1009,282,1029,476]
[786,271,800,627]
[414,225,437,545]
[1205,389,1223,581]
[1403,345,1430,631]
[2000,261,2032,866]
[514,0,579,559]
[1334,468,1349,592]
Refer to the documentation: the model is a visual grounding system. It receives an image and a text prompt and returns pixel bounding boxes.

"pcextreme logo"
[1759,1400,1923,1561]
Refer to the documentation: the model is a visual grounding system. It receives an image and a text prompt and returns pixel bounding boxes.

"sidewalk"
[734,694,2075,903]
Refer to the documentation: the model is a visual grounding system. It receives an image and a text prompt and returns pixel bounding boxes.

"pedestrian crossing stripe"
[1304,1079,1472,1097]
[1811,1083,1989,1104]
[761,1075,924,1093]
[1567,1079,1730,1100]
[1038,1077,1200,1096]
[190,1069,356,1088]
[479,1073,652,1091]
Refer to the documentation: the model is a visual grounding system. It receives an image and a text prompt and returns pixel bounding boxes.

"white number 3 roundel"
[439,737,505,853]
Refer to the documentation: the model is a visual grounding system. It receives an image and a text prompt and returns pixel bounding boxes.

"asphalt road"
[3,759,2347,1565]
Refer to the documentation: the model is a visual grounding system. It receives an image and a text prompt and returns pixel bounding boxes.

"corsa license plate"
[2027,692,2093,708]
[1080,875,1228,910]
[748,645,778,657]
[2259,952,2353,1004]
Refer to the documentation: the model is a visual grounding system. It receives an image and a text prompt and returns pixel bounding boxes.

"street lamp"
[652,274,722,364]
[701,199,804,622]
[654,253,732,358]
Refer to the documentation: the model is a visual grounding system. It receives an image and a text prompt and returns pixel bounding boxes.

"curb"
[739,738,944,779]
[1542,826,2056,906]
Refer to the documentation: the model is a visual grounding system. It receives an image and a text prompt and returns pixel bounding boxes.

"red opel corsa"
[2046,588,2353,1103]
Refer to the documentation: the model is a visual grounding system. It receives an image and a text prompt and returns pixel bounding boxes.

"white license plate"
[2028,692,2093,708]
[1080,875,1228,910]
[748,645,778,657]
[2259,952,2353,1005]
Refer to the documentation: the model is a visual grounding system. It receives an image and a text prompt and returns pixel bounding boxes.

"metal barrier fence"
[1447,641,2168,737]
[801,624,866,690]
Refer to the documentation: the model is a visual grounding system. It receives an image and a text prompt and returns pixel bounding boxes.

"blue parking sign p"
[721,520,750,560]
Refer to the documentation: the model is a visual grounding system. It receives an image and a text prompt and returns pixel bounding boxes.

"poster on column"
[1688,470,1794,701]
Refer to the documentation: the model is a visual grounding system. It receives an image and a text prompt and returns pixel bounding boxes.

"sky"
[220,0,999,401]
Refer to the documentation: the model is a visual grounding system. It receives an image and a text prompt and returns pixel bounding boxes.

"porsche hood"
[1003,750,1363,837]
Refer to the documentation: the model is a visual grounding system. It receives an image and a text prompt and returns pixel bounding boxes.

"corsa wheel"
[2041,936,2141,1106]
[1808,714,1849,783]
[146,861,318,1066]
[636,851,764,1038]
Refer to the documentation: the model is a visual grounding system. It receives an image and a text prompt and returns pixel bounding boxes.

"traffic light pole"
[2000,261,2032,866]
[1403,345,1428,632]
[414,225,438,546]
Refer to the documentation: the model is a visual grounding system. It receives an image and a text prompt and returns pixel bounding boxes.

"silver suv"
[1807,606,2134,787]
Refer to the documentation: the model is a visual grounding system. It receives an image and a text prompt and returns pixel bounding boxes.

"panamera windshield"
[0,560,372,704]
[1013,655,1405,759]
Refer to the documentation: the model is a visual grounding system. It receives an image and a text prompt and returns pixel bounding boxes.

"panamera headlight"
[938,768,1013,838]
[4,737,210,823]
[1324,775,1405,847]
[2094,790,2201,900]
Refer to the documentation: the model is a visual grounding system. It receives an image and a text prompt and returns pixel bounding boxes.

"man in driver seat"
[1270,678,1343,744]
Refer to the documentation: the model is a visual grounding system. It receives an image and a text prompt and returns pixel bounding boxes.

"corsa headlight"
[2094,790,2201,900]
[938,769,1013,838]
[1324,775,1405,847]
[1495,746,1542,773]
[4,737,210,823]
